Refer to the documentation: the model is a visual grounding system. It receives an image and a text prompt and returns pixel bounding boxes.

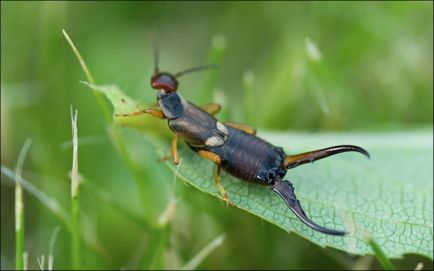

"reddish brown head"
[151,72,179,92]
[151,46,217,93]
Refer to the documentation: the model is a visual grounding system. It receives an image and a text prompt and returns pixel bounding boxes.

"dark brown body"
[162,94,286,185]
[191,127,287,185]
[150,81,369,236]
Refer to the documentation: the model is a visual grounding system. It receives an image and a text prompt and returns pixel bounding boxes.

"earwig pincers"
[116,50,370,236]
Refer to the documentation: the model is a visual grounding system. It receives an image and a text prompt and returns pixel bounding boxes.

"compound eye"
[151,73,178,92]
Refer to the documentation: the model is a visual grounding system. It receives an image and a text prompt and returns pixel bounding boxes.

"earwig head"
[151,72,179,92]
[151,46,217,93]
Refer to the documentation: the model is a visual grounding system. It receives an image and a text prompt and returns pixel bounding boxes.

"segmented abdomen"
[193,127,287,185]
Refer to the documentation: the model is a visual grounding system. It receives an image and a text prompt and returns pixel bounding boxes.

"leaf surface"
[87,83,433,259]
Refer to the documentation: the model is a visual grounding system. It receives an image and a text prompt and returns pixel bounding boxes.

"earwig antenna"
[174,64,218,78]
[153,40,160,75]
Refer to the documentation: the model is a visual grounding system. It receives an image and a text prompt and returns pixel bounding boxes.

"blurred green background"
[1,1,433,270]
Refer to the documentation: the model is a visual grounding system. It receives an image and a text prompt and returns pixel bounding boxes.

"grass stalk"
[181,234,225,270]
[15,138,32,270]
[15,178,24,270]
[367,237,395,270]
[1,166,111,260]
[147,226,170,269]
[70,108,80,269]
[37,255,45,270]
[62,29,155,223]
[23,252,28,271]
[2,165,68,224]
[48,226,61,270]
[145,163,180,269]
[62,30,111,121]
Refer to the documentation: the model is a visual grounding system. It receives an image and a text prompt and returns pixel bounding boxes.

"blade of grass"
[147,226,170,270]
[15,138,32,270]
[158,160,181,227]
[367,236,395,270]
[62,30,111,121]
[1,166,68,224]
[37,255,45,270]
[70,107,80,269]
[48,226,61,271]
[1,166,110,260]
[23,252,28,271]
[63,29,157,224]
[145,162,181,270]
[181,233,225,270]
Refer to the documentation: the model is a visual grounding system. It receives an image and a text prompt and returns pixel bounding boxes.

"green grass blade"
[63,30,161,224]
[0,166,111,261]
[48,226,61,271]
[37,255,45,270]
[181,234,225,270]
[145,163,181,270]
[70,108,80,269]
[15,180,24,270]
[15,138,32,270]
[1,166,68,224]
[367,237,396,270]
[62,29,112,121]
[146,226,170,270]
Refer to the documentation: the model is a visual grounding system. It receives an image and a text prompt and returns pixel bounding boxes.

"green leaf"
[86,83,433,260]
[81,82,170,137]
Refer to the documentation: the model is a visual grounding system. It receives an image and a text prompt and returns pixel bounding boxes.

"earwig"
[117,50,370,236]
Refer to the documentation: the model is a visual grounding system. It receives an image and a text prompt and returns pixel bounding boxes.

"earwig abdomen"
[192,127,287,185]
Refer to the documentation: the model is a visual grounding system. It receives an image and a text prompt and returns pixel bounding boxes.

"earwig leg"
[115,108,166,119]
[215,165,232,206]
[160,135,179,165]
[171,134,179,165]
[201,103,221,116]
[197,150,233,206]
[160,149,172,162]
[197,150,221,164]
[272,179,347,236]
[224,121,257,135]
[283,145,370,169]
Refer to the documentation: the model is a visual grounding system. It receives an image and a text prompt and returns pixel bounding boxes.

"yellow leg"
[201,103,221,116]
[172,135,179,165]
[161,135,179,165]
[115,108,166,119]
[224,121,256,135]
[197,150,233,206]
